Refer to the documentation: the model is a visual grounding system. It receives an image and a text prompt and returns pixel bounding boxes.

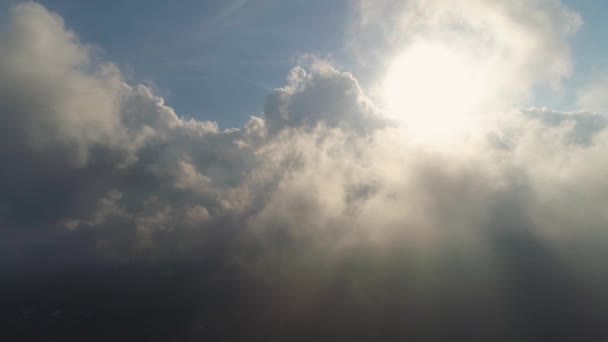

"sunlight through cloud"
[383,41,484,139]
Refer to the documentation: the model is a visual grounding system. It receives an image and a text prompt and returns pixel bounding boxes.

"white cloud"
[0,0,606,259]
[355,0,582,108]
[1,4,608,336]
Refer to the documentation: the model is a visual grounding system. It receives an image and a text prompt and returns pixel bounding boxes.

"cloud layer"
[2,2,608,340]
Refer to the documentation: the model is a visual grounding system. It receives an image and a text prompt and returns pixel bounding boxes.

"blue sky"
[27,0,354,127]
[1,0,603,125]
[565,0,608,71]
[558,0,608,107]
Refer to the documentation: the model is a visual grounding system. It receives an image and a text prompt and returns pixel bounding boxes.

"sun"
[383,41,485,139]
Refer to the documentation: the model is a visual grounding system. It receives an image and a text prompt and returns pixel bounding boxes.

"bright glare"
[383,42,484,139]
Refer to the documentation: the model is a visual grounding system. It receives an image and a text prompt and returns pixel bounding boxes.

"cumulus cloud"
[1,2,608,340]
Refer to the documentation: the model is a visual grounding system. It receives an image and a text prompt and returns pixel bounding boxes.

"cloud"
[520,107,607,144]
[354,0,581,105]
[1,2,608,340]
[264,63,390,134]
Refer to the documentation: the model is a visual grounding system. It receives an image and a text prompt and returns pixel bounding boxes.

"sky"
[2,1,608,341]
[0,0,605,125]
[20,0,355,127]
